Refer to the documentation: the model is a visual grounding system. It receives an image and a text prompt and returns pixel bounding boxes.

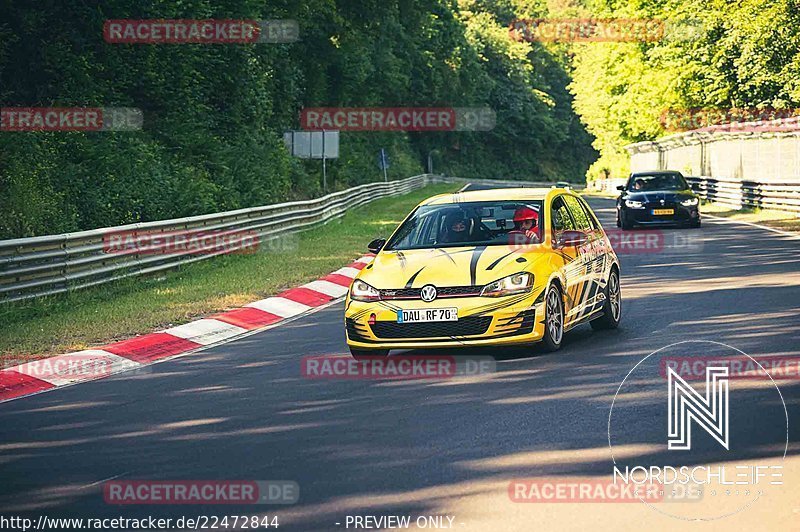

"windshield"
[385,200,544,251]
[628,173,688,191]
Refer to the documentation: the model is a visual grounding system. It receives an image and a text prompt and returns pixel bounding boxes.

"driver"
[509,206,540,245]
[444,211,471,243]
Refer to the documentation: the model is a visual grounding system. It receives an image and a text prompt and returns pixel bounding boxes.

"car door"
[550,195,586,325]
[568,195,608,318]
[560,195,596,323]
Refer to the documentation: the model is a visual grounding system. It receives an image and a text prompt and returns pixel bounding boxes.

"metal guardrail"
[685,177,800,214]
[445,177,583,190]
[589,176,800,214]
[0,174,587,304]
[0,174,436,303]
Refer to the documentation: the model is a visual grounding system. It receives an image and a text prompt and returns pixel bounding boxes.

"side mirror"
[367,238,386,254]
[556,230,588,248]
[616,185,626,191]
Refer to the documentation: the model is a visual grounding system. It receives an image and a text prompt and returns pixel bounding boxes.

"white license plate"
[397,308,458,323]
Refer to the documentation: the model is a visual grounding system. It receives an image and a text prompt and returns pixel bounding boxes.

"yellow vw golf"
[344,187,621,358]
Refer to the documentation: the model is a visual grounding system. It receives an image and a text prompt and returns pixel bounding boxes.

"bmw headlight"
[625,199,646,209]
[680,197,699,207]
[481,272,533,297]
[350,279,381,302]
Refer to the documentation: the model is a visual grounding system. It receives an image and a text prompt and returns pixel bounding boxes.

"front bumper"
[344,291,546,350]
[623,203,699,226]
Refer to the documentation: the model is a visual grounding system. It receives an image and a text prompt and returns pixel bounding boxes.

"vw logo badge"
[660,199,666,205]
[420,284,437,302]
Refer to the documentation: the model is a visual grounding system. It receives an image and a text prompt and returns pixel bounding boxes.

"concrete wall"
[627,126,800,183]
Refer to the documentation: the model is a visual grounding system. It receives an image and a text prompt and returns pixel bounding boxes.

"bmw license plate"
[397,308,458,323]
[652,208,674,215]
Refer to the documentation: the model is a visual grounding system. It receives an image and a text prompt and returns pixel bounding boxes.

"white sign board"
[284,130,339,159]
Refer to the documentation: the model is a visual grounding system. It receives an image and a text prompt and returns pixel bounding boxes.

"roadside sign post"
[378,148,390,182]
[322,130,327,192]
[284,130,339,192]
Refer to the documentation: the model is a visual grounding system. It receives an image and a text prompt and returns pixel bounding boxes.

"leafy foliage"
[0,0,595,238]
[568,0,800,180]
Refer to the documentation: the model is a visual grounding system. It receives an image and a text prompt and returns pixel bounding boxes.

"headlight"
[625,199,645,209]
[350,279,381,302]
[680,197,699,207]
[480,272,534,297]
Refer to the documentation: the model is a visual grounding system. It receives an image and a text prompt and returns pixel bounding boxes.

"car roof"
[421,187,567,206]
[631,170,684,177]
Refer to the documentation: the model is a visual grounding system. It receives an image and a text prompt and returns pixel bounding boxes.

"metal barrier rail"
[0,174,584,303]
[443,177,581,190]
[589,176,800,213]
[685,177,800,214]
[0,174,435,303]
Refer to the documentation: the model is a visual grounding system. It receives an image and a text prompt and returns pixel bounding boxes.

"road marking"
[102,332,202,363]
[704,213,800,239]
[0,370,55,401]
[303,280,349,297]
[0,255,363,404]
[280,287,333,306]
[211,307,282,330]
[82,472,127,489]
[246,297,312,317]
[333,266,361,278]
[163,319,248,346]
[10,350,142,386]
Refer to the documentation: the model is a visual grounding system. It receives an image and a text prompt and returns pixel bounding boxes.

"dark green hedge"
[0,0,595,238]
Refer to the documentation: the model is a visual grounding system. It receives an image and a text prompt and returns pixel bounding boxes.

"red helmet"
[513,206,538,224]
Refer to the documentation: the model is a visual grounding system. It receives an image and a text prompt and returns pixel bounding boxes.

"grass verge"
[0,183,459,366]
[701,201,800,232]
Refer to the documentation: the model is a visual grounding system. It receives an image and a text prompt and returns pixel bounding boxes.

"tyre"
[349,347,389,360]
[620,211,634,230]
[540,283,564,352]
[690,218,701,228]
[590,269,621,330]
[615,210,622,228]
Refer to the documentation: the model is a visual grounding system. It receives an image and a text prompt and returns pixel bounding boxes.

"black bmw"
[616,171,701,229]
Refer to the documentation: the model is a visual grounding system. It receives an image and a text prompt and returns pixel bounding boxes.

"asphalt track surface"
[0,190,798,531]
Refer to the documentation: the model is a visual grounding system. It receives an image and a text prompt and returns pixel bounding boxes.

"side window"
[551,196,576,240]
[563,195,592,232]
[576,197,602,232]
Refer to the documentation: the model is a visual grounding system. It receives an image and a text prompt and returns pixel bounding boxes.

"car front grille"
[370,316,492,339]
[379,285,482,300]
